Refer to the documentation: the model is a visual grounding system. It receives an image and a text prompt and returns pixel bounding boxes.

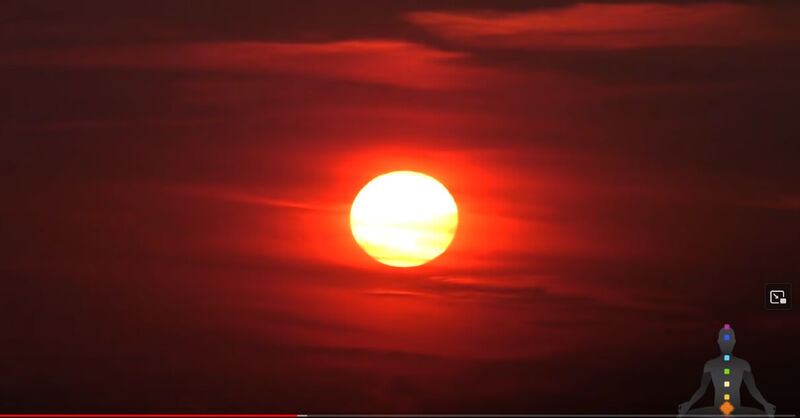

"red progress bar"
[0,415,300,417]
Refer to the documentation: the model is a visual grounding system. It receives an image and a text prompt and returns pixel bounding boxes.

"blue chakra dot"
[724,354,730,361]
[724,334,730,341]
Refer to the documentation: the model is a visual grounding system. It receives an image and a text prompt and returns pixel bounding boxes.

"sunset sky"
[1,0,799,414]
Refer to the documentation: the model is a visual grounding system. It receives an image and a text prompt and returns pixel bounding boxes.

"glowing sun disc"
[350,171,458,267]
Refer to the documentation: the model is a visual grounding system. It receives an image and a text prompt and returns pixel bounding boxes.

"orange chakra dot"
[720,401,735,415]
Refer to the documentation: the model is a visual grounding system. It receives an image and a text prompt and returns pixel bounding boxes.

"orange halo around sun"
[350,171,458,267]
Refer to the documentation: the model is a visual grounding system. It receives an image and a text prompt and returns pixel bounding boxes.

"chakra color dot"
[724,334,731,341]
[724,381,730,387]
[724,368,731,375]
[724,354,730,361]
[724,323,730,330]
[720,401,734,415]
[724,394,730,400]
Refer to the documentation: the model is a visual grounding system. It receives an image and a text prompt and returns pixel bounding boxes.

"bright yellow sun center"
[350,171,458,267]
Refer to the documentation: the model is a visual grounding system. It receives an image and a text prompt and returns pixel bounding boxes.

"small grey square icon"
[764,283,791,310]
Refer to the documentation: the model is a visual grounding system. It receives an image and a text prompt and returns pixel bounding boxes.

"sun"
[350,171,458,267]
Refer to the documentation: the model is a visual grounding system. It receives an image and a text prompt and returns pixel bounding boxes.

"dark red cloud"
[408,2,799,49]
[3,40,491,89]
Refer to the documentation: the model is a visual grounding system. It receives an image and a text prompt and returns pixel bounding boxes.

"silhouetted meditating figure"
[678,324,775,417]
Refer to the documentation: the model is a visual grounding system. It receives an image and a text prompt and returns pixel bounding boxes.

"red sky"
[1,0,799,414]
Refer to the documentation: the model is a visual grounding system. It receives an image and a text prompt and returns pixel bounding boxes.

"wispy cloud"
[165,183,346,212]
[408,3,794,50]
[2,40,488,89]
[742,194,800,210]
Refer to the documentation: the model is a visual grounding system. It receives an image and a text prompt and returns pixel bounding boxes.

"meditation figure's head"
[718,323,735,354]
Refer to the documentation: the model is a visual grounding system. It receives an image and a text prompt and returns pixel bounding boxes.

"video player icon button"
[764,283,792,311]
